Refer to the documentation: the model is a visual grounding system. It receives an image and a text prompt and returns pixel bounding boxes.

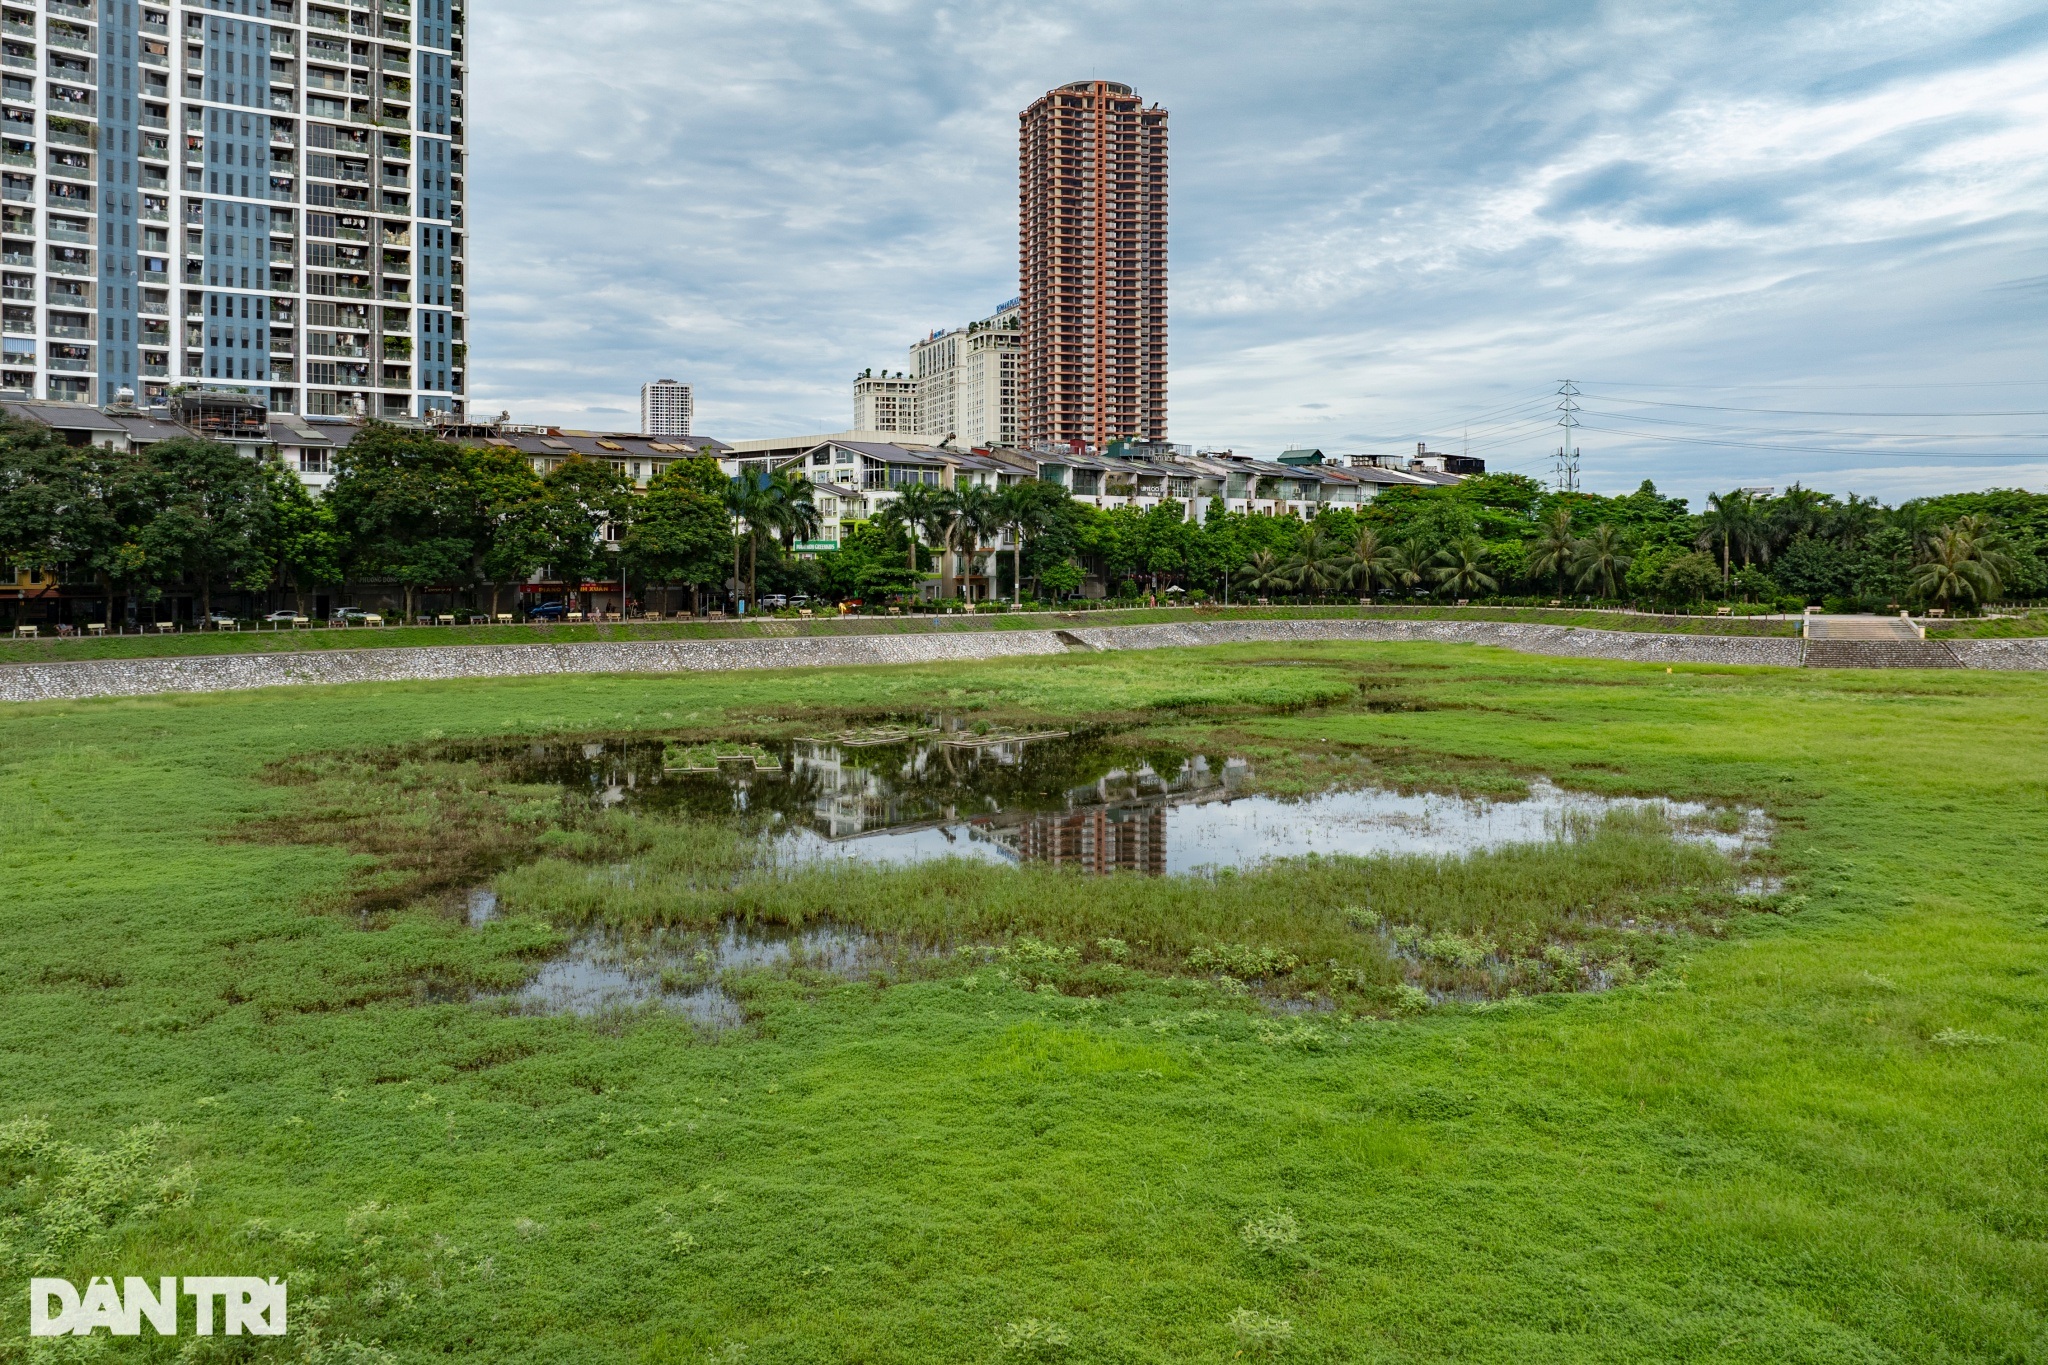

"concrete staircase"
[1803,615,1959,668]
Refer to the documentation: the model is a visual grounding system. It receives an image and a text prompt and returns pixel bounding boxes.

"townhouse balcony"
[0,284,32,300]
[0,149,28,169]
[0,314,28,332]
[49,323,97,339]
[48,123,91,148]
[47,0,93,18]
[0,18,29,37]
[2,53,34,74]
[140,298,168,315]
[140,361,168,377]
[141,15,168,34]
[138,51,167,70]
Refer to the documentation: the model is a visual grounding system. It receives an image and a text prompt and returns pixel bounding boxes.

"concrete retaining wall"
[5,617,2045,704]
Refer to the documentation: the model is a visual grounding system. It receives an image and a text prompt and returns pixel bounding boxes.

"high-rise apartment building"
[956,296,1017,448]
[908,323,959,439]
[640,378,690,437]
[0,0,466,417]
[852,369,915,433]
[1018,80,1166,450]
[900,297,1018,448]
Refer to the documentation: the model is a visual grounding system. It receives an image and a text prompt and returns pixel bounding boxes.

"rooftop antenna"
[1553,379,1581,493]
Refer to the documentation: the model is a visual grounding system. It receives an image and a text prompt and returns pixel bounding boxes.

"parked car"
[760,594,789,610]
[262,610,307,624]
[329,608,379,625]
[528,601,568,621]
[787,594,812,607]
[203,613,239,629]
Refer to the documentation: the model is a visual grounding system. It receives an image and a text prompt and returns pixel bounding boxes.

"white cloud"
[462,0,2048,501]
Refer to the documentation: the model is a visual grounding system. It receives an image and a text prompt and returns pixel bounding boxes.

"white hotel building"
[0,0,464,417]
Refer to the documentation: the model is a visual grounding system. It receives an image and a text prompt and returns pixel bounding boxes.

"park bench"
[86,622,106,636]
[1455,599,1469,608]
[469,615,490,625]
[437,614,456,626]
[151,621,178,633]
[496,613,512,623]
[11,625,34,639]
[1715,606,1732,616]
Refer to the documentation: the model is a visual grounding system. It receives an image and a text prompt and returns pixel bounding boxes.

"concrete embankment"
[4,618,2045,703]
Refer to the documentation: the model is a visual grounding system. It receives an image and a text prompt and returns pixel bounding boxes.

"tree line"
[4,415,2040,622]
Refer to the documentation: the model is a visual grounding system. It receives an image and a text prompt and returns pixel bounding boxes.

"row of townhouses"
[720,433,1483,561]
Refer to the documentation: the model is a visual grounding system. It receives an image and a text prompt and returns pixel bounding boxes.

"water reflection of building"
[1014,803,1169,875]
[769,739,1249,877]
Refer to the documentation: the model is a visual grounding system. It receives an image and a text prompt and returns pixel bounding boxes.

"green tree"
[264,465,345,617]
[137,436,277,623]
[1285,528,1345,597]
[328,423,487,620]
[1341,526,1394,596]
[951,483,1006,603]
[1240,548,1292,597]
[539,456,636,612]
[1527,507,1576,597]
[1431,534,1499,599]
[1911,525,1997,611]
[1570,523,1632,600]
[623,462,730,615]
[1658,551,1723,604]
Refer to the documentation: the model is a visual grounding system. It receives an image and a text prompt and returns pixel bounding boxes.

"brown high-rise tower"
[1019,81,1168,450]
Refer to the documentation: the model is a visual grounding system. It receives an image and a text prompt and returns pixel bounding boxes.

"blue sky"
[467,1,2048,504]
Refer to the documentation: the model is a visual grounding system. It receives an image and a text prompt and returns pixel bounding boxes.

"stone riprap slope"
[1947,638,2048,671]
[0,631,1070,704]
[1064,618,1808,666]
[7,617,2047,703]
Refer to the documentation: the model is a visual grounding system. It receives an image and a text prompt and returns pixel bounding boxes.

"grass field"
[1,642,2043,1362]
[0,603,1800,667]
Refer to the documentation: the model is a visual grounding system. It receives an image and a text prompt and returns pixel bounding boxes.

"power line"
[1583,393,2048,418]
[1575,422,2048,460]
[1579,408,2048,441]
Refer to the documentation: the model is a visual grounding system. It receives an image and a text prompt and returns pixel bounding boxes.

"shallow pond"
[460,729,1767,877]
[492,919,918,1025]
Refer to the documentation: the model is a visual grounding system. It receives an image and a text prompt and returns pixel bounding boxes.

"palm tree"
[951,483,1006,603]
[1570,523,1632,599]
[1697,489,1763,586]
[998,481,1058,603]
[1527,508,1575,597]
[1240,549,1292,597]
[1951,514,2017,595]
[875,481,942,600]
[1430,534,1498,599]
[1341,527,1394,596]
[755,469,821,602]
[1285,529,1345,598]
[1384,537,1433,596]
[1911,526,1997,611]
[720,475,771,610]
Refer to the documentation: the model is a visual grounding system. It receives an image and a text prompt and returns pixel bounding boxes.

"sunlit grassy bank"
[1,643,2044,1362]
